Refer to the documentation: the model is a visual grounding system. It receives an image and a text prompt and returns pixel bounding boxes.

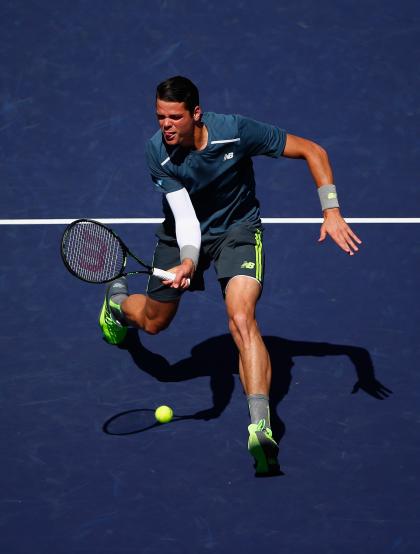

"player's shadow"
[111,330,391,443]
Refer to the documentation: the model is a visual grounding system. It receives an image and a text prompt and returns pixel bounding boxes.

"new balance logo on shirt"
[224,152,234,161]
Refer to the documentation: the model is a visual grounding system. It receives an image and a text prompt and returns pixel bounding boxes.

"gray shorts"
[146,222,265,302]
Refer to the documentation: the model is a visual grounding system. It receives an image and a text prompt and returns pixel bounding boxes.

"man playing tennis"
[99,76,362,475]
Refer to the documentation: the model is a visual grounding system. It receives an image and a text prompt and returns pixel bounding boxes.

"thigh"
[224,275,262,318]
[214,225,264,297]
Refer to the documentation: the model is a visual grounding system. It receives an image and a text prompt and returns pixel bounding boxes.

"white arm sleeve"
[165,188,201,268]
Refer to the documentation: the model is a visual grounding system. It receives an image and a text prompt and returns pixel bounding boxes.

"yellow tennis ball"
[155,405,173,423]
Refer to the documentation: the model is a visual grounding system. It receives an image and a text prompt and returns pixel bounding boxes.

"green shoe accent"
[99,294,127,345]
[248,419,280,475]
[109,299,124,313]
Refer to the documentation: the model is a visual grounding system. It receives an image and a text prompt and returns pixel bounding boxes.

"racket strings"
[63,221,125,282]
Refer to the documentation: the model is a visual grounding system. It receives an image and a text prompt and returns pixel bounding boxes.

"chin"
[164,137,179,146]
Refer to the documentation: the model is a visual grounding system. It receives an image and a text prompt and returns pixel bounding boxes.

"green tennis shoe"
[248,419,280,476]
[98,280,128,345]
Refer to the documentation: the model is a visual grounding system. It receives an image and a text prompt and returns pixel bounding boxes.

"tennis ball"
[155,405,173,423]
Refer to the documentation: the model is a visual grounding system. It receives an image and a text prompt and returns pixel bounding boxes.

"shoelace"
[256,419,273,438]
[256,419,266,431]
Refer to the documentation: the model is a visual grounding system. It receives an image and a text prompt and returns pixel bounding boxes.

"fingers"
[338,224,362,255]
[173,276,190,289]
[320,218,363,255]
[162,267,191,289]
[336,228,357,255]
[348,227,363,246]
[318,226,327,243]
[172,269,190,289]
[162,276,188,289]
[336,231,357,255]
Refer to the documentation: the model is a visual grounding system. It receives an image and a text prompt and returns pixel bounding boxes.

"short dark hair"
[156,76,199,115]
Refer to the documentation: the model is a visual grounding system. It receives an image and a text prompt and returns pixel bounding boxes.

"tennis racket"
[61,218,188,285]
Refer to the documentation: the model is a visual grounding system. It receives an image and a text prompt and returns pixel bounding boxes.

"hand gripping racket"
[61,218,189,285]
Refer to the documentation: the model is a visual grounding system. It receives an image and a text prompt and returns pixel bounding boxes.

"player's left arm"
[282,134,362,255]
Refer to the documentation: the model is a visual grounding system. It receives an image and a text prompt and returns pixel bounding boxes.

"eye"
[156,114,183,121]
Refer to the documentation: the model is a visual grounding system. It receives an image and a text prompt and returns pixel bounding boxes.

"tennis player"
[99,76,362,475]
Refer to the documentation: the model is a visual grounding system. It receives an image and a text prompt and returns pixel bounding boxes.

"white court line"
[0,218,419,225]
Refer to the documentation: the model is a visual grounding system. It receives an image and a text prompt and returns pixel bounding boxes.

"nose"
[162,118,172,129]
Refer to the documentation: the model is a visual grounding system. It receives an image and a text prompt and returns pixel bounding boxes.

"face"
[156,98,201,147]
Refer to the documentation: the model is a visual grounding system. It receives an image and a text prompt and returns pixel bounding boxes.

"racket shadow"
[102,408,193,436]
[105,330,391,442]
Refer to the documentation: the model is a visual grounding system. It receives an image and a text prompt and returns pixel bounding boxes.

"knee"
[228,311,256,342]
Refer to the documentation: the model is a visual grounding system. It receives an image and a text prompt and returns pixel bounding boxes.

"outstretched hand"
[319,208,362,255]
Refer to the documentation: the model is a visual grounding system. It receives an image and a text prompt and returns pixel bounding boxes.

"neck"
[193,123,208,151]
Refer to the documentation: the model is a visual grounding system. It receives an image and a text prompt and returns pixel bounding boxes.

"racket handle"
[152,268,191,287]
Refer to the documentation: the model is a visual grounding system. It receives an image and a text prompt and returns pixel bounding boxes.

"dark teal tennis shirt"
[146,112,287,236]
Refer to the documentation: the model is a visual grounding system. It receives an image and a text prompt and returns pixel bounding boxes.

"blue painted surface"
[1,223,420,553]
[1,0,419,219]
[1,1,420,553]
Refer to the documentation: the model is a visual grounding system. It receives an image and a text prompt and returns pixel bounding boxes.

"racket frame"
[61,218,176,284]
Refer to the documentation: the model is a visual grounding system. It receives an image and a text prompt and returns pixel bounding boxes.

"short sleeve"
[146,140,184,194]
[237,115,287,158]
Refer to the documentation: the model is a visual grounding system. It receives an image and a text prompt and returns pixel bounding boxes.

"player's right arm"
[164,188,201,288]
[145,139,201,288]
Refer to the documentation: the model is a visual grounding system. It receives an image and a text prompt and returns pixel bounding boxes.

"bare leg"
[122,293,179,335]
[225,277,271,395]
[226,276,279,474]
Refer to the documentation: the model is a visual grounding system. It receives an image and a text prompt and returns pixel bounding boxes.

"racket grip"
[152,268,191,287]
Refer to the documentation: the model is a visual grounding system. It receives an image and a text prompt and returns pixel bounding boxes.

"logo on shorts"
[223,152,234,161]
[241,261,255,269]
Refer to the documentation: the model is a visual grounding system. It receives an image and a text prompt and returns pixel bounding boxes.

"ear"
[193,106,202,122]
